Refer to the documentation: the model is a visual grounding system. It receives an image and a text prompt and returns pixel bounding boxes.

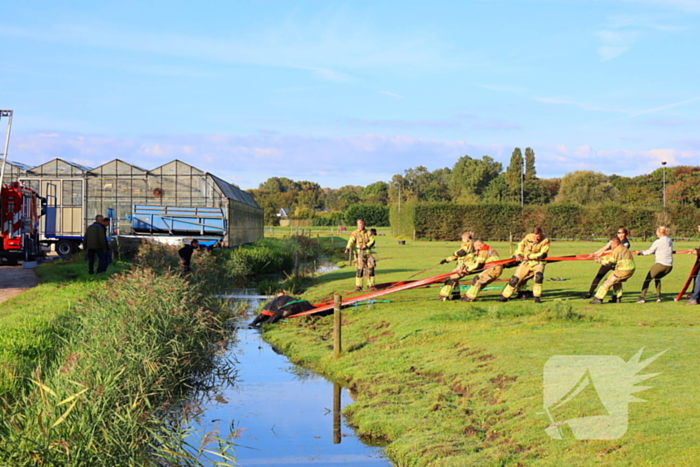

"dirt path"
[0,265,38,304]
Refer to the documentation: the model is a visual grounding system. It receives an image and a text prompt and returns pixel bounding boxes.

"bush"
[345,204,390,227]
[391,202,700,240]
[312,211,345,226]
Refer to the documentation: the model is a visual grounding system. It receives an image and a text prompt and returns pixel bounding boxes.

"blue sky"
[1,0,699,189]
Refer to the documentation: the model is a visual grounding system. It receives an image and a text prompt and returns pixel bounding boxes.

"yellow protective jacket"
[346,228,375,251]
[515,234,550,264]
[444,239,475,267]
[466,244,501,272]
[600,244,635,271]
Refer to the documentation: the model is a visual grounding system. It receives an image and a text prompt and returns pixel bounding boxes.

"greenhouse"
[13,158,263,248]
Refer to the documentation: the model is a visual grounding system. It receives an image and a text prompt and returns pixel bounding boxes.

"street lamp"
[662,161,667,209]
[520,159,524,208]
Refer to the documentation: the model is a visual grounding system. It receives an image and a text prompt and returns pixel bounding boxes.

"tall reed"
[0,249,237,466]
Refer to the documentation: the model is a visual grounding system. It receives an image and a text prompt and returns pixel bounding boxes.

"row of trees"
[246,148,700,225]
[247,178,391,225]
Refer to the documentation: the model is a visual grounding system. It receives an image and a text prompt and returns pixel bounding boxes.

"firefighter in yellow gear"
[438,231,475,300]
[589,235,635,304]
[344,219,376,291]
[499,226,550,303]
[460,239,504,302]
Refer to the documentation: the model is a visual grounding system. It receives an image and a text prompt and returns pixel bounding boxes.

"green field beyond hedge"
[264,233,700,466]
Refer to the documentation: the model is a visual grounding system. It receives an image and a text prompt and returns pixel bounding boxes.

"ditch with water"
[183,291,391,466]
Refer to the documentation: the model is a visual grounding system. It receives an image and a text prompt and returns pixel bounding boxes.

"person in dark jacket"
[178,239,199,274]
[84,215,107,274]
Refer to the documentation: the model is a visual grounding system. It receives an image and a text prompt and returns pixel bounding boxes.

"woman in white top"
[634,226,673,303]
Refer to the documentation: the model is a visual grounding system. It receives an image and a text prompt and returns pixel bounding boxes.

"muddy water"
[189,296,390,466]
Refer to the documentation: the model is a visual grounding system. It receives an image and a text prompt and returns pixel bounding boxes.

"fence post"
[333,293,342,358]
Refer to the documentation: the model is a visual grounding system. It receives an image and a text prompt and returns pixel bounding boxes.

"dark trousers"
[587,263,614,296]
[691,269,700,301]
[87,249,107,274]
[104,249,113,269]
[640,263,673,298]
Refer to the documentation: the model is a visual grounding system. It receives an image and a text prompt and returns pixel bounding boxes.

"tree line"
[246,148,700,225]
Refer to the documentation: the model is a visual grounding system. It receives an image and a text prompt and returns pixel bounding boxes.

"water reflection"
[186,292,389,466]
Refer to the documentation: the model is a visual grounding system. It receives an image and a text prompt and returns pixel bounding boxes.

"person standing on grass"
[437,231,475,301]
[344,219,376,291]
[84,215,107,274]
[589,235,636,304]
[460,239,504,302]
[499,226,550,304]
[633,226,673,303]
[178,239,199,274]
[583,227,631,299]
[685,222,700,306]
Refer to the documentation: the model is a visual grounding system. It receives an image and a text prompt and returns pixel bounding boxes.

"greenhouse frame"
[4,158,263,248]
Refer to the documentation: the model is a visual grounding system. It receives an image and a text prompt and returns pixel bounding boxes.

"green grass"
[0,257,130,397]
[0,249,237,466]
[264,234,700,466]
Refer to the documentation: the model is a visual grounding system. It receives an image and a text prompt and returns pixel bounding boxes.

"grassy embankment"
[0,248,241,466]
[264,232,700,466]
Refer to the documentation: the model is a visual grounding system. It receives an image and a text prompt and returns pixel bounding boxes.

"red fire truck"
[0,181,42,265]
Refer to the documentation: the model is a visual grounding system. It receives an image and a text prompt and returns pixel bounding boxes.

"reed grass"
[0,246,239,466]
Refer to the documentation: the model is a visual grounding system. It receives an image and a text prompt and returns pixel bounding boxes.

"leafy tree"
[505,148,524,202]
[449,155,502,201]
[259,177,300,193]
[403,166,435,200]
[362,181,389,205]
[388,174,408,205]
[555,171,620,205]
[326,185,363,211]
[295,180,324,210]
[525,147,536,179]
[482,174,510,202]
[620,185,656,206]
[524,179,550,205]
[540,178,561,202]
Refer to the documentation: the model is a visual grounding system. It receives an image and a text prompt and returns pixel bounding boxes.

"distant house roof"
[277,208,290,217]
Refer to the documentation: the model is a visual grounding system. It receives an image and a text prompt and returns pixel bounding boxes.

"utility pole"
[520,159,524,208]
[662,161,667,209]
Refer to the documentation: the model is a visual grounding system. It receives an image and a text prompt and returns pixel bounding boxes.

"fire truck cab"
[0,181,43,265]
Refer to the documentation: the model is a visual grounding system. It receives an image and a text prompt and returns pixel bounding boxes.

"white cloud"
[540,144,699,177]
[533,96,627,113]
[379,91,404,98]
[596,30,639,61]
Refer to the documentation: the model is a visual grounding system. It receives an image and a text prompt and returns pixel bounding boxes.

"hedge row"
[345,204,390,227]
[311,211,345,226]
[390,202,700,241]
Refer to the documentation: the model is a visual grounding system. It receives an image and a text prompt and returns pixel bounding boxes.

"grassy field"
[263,233,700,466]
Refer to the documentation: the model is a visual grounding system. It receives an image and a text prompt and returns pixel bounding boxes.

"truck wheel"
[56,240,77,256]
